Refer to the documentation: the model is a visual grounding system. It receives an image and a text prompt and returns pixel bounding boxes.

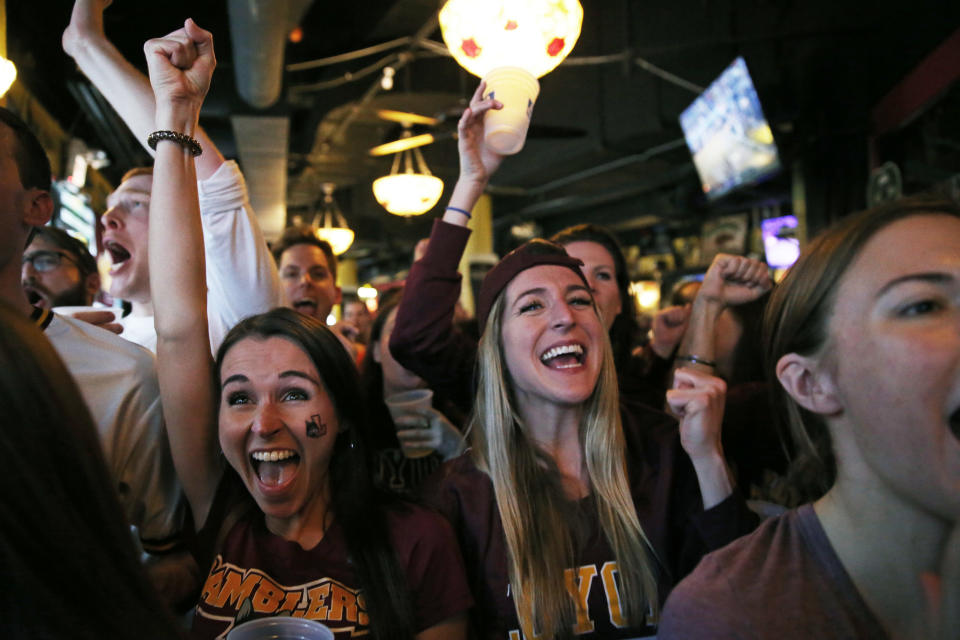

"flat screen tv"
[679,56,781,200]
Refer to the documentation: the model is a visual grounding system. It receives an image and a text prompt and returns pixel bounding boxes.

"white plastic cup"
[384,388,435,459]
[226,617,335,640]
[482,66,540,155]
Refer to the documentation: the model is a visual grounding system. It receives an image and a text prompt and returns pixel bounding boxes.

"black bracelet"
[676,354,717,368]
[147,130,202,157]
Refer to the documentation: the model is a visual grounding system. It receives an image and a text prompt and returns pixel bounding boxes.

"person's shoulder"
[670,509,800,602]
[658,518,772,639]
[660,507,815,639]
[197,158,242,191]
[659,552,743,639]
[49,313,156,371]
[696,507,804,575]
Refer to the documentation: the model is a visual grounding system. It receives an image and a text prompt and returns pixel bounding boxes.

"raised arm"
[388,83,503,407]
[63,0,224,179]
[674,254,772,376]
[145,19,220,527]
[666,254,771,508]
[441,81,504,227]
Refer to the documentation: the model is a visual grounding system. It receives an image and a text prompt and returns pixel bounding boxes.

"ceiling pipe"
[231,115,290,241]
[286,37,413,72]
[227,0,313,239]
[486,138,687,203]
[317,12,439,150]
[228,0,315,108]
[524,138,688,197]
[494,163,694,227]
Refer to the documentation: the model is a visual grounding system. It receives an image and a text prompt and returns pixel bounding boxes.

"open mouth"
[292,298,318,315]
[23,286,44,306]
[950,408,960,441]
[250,449,300,488]
[540,343,585,370]
[104,240,131,267]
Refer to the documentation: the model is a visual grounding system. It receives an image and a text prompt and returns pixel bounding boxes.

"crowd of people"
[1,3,958,639]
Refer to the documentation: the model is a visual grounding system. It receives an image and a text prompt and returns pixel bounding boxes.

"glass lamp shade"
[314,226,354,255]
[0,56,17,98]
[311,187,355,255]
[438,0,583,79]
[373,173,444,216]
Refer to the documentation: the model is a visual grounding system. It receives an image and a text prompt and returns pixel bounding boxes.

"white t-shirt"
[118,160,282,354]
[116,313,157,353]
[42,311,183,549]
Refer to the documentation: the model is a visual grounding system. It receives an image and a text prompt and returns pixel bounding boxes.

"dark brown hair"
[0,302,178,639]
[550,224,637,373]
[271,225,338,281]
[31,225,98,279]
[0,106,51,192]
[763,196,960,502]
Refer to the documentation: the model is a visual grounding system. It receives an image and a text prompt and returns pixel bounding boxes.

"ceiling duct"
[227,0,315,108]
[231,116,289,241]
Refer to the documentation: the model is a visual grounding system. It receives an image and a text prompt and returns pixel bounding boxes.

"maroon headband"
[476,239,588,334]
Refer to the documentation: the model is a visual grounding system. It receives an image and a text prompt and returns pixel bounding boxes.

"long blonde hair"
[470,292,659,638]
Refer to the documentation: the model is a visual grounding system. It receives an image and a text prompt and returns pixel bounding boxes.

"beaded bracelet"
[147,130,203,157]
[445,206,472,219]
[676,354,717,368]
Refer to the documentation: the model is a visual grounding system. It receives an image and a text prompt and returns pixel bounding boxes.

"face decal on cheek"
[306,414,326,438]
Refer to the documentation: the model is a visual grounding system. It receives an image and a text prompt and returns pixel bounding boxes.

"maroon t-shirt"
[190,499,472,639]
[658,504,890,639]
[423,400,758,639]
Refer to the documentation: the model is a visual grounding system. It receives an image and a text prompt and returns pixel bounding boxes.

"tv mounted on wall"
[679,56,781,201]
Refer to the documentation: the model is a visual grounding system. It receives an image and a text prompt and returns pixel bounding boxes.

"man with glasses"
[22,226,101,309]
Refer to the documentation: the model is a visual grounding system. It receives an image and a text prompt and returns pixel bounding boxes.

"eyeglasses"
[22,250,79,273]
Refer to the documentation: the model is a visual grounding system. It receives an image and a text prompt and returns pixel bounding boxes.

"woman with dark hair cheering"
[142,20,470,639]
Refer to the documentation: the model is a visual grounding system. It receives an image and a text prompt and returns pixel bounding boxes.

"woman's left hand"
[666,367,726,462]
[667,367,733,508]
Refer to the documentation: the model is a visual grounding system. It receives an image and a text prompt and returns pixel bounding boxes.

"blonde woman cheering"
[419,86,757,639]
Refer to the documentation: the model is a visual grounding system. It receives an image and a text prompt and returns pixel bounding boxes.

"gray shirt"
[658,504,889,639]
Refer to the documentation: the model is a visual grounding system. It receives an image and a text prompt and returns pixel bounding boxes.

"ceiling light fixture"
[380,66,395,91]
[0,55,17,98]
[372,131,444,216]
[312,183,354,255]
[438,0,583,155]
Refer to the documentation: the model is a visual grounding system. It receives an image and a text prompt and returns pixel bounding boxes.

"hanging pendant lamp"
[312,183,354,255]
